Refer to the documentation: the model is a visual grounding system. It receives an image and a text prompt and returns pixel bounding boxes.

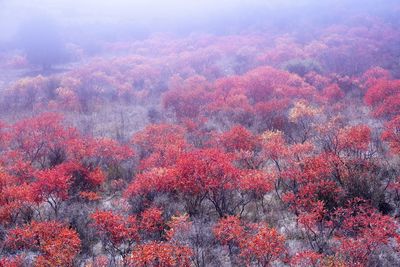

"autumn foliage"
[5,221,80,267]
[2,5,400,266]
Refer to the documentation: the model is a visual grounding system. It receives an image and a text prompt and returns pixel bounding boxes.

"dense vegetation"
[1,3,400,266]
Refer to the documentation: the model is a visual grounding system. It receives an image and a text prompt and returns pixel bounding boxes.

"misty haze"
[0,0,400,266]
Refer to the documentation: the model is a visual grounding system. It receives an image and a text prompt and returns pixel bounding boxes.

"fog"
[1,0,399,46]
[0,0,399,71]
